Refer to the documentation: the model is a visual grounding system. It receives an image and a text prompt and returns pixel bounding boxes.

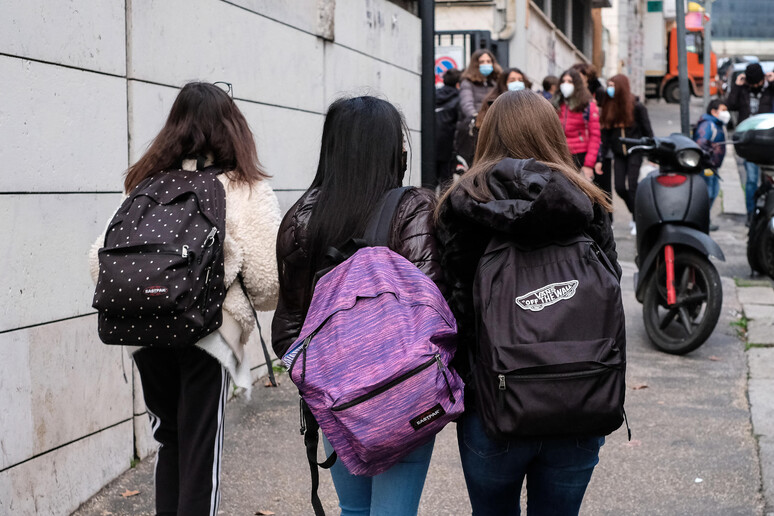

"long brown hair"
[460,49,502,85]
[124,82,268,192]
[599,74,635,129]
[553,68,592,112]
[437,90,611,214]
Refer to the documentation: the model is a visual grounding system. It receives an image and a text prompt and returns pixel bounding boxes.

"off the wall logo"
[515,280,579,312]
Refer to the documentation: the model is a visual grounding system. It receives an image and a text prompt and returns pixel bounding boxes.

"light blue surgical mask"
[607,86,615,98]
[479,64,494,77]
[507,80,525,91]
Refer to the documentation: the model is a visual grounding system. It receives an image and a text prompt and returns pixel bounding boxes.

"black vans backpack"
[471,234,628,439]
[92,167,227,347]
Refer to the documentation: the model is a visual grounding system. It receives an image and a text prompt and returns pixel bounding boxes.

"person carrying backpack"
[437,90,624,516]
[89,82,281,516]
[693,99,730,231]
[272,96,454,516]
[554,68,601,181]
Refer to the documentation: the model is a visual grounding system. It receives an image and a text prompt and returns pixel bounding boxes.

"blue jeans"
[703,173,720,209]
[745,159,761,216]
[457,411,603,516]
[322,434,435,516]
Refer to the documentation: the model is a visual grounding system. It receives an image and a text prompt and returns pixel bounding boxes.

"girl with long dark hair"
[272,96,445,515]
[437,90,620,515]
[554,68,601,181]
[89,82,281,515]
[596,74,654,233]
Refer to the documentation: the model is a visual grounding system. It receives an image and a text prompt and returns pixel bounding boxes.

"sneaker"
[710,222,719,232]
[629,220,637,236]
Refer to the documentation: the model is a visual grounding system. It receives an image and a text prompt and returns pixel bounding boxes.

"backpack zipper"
[332,354,445,412]
[500,366,611,382]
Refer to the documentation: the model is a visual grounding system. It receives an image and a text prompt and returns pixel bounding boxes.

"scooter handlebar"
[620,137,654,147]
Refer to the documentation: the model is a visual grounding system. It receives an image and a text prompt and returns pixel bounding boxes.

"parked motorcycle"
[625,133,725,355]
[733,113,774,279]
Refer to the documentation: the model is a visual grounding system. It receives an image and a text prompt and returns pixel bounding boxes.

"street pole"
[419,0,436,188]
[675,0,691,135]
[703,0,714,111]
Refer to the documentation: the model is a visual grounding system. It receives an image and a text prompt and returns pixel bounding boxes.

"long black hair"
[306,96,408,275]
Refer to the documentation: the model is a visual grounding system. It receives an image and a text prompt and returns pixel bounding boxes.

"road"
[74,99,765,516]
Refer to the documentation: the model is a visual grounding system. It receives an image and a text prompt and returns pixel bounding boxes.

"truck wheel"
[663,81,681,104]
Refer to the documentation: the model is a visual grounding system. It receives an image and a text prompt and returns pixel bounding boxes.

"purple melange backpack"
[283,188,464,515]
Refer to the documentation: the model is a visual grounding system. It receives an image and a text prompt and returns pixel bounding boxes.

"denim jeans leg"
[703,174,720,209]
[323,434,372,516]
[370,436,435,516]
[524,436,604,516]
[745,160,760,216]
[322,434,435,516]
[458,411,534,516]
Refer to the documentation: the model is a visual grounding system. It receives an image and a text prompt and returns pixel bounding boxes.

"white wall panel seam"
[0,52,126,80]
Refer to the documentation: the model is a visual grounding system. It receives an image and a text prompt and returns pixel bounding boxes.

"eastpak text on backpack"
[472,234,627,439]
[92,167,227,347]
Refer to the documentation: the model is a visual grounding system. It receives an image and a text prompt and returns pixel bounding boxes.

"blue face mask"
[607,86,615,98]
[479,64,494,77]
[507,81,525,91]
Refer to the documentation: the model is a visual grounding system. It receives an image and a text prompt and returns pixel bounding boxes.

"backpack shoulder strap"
[362,187,411,246]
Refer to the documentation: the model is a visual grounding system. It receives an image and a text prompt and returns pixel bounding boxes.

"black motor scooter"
[733,113,774,279]
[624,134,725,354]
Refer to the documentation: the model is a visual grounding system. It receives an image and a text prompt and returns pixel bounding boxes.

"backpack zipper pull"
[498,374,506,390]
[181,245,189,259]
[203,227,218,248]
[435,354,456,403]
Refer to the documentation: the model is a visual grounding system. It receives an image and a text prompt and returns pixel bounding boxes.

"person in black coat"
[436,90,619,515]
[726,62,774,222]
[435,68,461,186]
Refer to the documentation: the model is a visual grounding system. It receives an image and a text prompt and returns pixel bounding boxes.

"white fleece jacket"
[89,161,281,391]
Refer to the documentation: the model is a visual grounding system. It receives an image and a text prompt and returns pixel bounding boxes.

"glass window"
[552,0,567,33]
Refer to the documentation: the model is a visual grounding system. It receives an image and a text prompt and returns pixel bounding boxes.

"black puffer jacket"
[437,158,621,379]
[271,187,446,358]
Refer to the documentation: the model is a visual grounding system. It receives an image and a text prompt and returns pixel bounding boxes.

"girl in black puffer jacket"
[437,90,620,516]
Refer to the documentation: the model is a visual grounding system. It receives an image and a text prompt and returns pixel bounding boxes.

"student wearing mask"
[554,68,601,182]
[726,63,774,224]
[477,67,529,127]
[694,99,731,231]
[455,50,502,169]
[596,74,654,235]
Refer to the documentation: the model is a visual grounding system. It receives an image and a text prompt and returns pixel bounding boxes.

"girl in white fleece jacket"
[89,82,280,516]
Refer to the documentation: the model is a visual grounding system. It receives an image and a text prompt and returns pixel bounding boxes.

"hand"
[581,166,594,181]
[594,162,603,175]
[736,73,746,86]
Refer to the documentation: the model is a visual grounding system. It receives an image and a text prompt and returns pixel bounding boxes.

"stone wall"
[0,1,421,513]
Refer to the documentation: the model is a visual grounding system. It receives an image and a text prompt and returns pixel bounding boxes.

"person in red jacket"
[554,68,601,181]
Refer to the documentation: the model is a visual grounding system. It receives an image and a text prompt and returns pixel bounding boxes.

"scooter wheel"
[747,215,767,275]
[760,226,774,279]
[643,250,723,355]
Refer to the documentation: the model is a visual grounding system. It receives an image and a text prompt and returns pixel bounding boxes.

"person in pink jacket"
[553,68,601,181]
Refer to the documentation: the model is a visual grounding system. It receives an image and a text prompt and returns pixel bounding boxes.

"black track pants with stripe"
[134,346,228,516]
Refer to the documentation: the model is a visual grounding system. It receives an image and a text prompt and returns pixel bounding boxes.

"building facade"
[0,1,422,513]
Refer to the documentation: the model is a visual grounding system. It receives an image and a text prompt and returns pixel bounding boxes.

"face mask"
[479,64,494,77]
[560,83,575,98]
[507,81,525,92]
[607,86,615,98]
[717,111,731,125]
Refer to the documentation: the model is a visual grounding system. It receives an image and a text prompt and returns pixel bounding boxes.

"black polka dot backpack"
[92,166,227,347]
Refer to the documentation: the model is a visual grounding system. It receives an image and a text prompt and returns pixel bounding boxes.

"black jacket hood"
[436,85,459,106]
[448,158,594,240]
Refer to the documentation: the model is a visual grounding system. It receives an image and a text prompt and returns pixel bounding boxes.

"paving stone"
[746,304,774,321]
[739,287,774,306]
[749,318,774,346]
[749,348,774,379]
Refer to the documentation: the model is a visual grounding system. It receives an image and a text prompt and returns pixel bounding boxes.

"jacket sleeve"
[389,188,447,296]
[459,80,477,118]
[725,84,743,111]
[585,102,602,168]
[233,180,281,312]
[598,127,611,162]
[636,102,654,138]
[587,204,622,281]
[270,203,307,358]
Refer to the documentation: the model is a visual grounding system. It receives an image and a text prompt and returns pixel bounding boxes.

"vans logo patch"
[515,280,579,312]
[143,286,169,296]
[409,404,446,430]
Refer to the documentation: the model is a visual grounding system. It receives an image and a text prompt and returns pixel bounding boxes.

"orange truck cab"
[645,11,718,103]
